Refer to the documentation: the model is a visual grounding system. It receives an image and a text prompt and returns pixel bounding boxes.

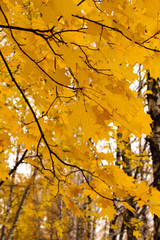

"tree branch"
[0,150,28,187]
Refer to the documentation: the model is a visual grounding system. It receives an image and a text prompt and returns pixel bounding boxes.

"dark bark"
[109,134,137,240]
[147,74,160,239]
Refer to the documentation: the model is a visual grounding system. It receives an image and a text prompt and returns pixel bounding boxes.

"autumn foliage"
[1,0,160,239]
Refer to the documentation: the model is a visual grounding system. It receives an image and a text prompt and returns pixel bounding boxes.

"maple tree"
[1,0,160,239]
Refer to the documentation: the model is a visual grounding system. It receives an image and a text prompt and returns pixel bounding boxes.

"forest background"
[1,0,160,239]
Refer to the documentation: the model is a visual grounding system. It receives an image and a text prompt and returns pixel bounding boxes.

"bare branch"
[0,150,28,187]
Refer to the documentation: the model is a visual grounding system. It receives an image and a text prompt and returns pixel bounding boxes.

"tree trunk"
[6,169,37,240]
[1,182,14,240]
[147,73,160,239]
[1,147,20,240]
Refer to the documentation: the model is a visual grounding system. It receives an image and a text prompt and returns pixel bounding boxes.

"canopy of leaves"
[0,0,160,238]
